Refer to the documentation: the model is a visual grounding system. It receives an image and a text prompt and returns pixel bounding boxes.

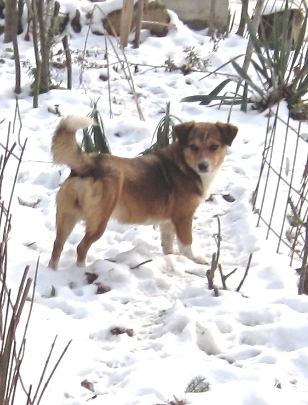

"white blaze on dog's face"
[175,121,238,176]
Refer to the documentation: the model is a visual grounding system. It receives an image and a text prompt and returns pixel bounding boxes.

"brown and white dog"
[48,115,237,270]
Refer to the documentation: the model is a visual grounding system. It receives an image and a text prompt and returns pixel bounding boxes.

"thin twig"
[13,97,23,149]
[206,252,217,290]
[79,20,92,87]
[298,213,308,294]
[105,30,145,120]
[36,338,72,405]
[131,259,153,269]
[218,264,227,289]
[236,253,253,292]
[104,33,113,119]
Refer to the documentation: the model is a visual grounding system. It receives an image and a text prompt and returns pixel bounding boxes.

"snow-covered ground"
[1,1,308,404]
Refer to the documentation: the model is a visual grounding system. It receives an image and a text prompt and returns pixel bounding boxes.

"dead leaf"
[81,379,94,392]
[85,272,98,284]
[110,327,134,337]
[222,193,236,203]
[95,283,111,294]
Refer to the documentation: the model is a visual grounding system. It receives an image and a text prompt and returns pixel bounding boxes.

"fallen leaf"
[110,327,134,337]
[222,194,236,203]
[85,272,98,284]
[95,283,111,294]
[81,379,94,392]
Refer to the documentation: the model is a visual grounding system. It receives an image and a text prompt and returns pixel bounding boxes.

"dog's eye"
[189,144,199,153]
[209,144,219,152]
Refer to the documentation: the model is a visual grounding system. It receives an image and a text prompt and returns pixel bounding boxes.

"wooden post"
[120,0,134,48]
[241,0,265,74]
[209,0,215,34]
[236,0,249,37]
[133,0,144,48]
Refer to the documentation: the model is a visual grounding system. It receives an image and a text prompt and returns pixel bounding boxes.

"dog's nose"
[198,161,209,173]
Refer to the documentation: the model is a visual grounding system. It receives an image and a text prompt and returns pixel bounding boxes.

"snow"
[1,1,308,404]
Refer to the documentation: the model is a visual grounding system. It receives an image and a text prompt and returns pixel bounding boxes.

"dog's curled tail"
[52,115,94,172]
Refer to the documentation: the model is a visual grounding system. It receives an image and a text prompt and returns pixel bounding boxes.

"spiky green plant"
[82,102,111,154]
[141,102,181,155]
[182,4,308,119]
[232,5,308,117]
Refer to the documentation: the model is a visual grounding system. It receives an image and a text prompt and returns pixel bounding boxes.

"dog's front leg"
[160,221,175,254]
[174,217,207,265]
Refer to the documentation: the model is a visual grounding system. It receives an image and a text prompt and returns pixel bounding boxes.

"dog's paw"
[179,244,208,265]
[162,247,175,255]
[48,259,58,271]
[191,254,208,265]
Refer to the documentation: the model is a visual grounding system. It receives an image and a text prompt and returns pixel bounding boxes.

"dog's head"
[174,121,238,175]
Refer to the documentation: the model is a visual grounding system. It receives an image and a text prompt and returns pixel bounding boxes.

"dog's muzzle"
[198,160,210,173]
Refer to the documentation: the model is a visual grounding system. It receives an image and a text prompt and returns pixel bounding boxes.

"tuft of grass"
[141,102,181,155]
[82,101,111,154]
[185,375,211,393]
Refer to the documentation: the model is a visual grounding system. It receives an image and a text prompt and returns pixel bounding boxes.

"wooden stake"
[120,0,134,48]
[133,0,144,48]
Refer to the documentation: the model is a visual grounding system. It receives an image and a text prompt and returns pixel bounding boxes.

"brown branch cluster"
[0,121,71,404]
[206,216,253,295]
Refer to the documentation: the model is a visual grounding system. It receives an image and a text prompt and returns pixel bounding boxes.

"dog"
[48,115,237,270]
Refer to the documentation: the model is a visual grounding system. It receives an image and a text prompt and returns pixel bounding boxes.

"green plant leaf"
[82,101,111,154]
[289,16,307,79]
[181,79,233,105]
[231,60,265,97]
[199,55,243,81]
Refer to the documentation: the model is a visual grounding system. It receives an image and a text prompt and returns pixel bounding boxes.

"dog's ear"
[174,121,195,144]
[216,122,238,146]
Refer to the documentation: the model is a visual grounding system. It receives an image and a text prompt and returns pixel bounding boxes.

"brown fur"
[48,115,238,270]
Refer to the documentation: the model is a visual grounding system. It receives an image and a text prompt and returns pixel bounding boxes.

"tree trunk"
[133,0,144,48]
[3,0,21,93]
[62,35,72,90]
[236,0,249,37]
[31,0,41,107]
[17,0,25,35]
[4,0,18,43]
[13,35,21,94]
[37,0,50,93]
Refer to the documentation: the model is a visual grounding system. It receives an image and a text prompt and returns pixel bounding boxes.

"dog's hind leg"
[76,219,109,267]
[76,191,117,266]
[48,209,80,270]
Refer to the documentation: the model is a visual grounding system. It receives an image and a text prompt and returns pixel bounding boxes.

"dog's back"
[51,115,203,224]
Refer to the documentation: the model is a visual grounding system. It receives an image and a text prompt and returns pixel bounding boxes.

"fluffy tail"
[51,115,94,172]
